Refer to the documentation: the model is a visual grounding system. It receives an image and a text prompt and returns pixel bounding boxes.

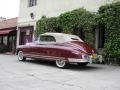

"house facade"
[0,17,17,53]
[17,0,113,49]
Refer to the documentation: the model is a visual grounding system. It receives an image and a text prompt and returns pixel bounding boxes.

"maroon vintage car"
[17,33,97,68]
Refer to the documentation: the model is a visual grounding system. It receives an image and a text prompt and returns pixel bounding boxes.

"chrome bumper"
[68,54,99,64]
[68,58,92,64]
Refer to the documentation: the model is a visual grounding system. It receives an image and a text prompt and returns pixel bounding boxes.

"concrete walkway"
[0,55,120,90]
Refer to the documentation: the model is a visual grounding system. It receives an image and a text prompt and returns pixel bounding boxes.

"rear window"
[40,35,56,42]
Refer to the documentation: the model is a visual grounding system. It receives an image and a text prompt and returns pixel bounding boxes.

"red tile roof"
[0,17,18,30]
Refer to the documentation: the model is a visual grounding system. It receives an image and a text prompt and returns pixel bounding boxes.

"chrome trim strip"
[23,53,66,60]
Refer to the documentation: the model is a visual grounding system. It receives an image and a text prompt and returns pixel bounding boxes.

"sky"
[0,0,20,19]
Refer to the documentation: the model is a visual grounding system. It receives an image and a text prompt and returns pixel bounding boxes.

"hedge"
[0,44,7,53]
[97,2,120,59]
[59,8,96,45]
[36,16,61,37]
[36,8,96,46]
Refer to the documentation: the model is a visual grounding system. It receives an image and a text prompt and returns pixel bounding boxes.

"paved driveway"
[0,54,120,90]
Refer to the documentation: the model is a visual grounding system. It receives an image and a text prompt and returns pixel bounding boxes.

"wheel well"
[16,49,20,55]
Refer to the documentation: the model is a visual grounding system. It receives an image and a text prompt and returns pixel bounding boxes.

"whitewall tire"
[18,51,26,61]
[55,60,67,68]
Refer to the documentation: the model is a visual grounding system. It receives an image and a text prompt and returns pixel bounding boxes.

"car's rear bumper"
[68,58,92,64]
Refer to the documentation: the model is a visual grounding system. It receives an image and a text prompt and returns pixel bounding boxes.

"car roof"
[40,32,83,42]
[41,32,77,37]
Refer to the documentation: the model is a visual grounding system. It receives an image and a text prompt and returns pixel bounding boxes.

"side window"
[28,0,37,7]
[40,36,56,42]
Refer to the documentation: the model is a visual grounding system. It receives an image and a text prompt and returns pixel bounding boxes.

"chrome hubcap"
[18,51,23,60]
[56,60,66,68]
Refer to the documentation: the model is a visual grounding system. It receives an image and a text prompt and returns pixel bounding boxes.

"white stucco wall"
[18,0,113,27]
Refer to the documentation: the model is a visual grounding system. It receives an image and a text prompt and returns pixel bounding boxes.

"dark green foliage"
[59,8,96,32]
[98,2,120,58]
[36,8,96,46]
[59,8,96,45]
[0,44,7,53]
[35,16,47,37]
[36,16,62,37]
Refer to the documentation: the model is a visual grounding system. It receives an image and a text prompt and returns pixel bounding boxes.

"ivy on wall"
[36,8,96,46]
[35,16,62,37]
[97,2,120,58]
[59,8,96,46]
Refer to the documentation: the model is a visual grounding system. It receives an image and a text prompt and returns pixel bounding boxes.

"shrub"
[36,8,96,46]
[98,2,120,59]
[59,8,96,46]
[35,16,62,37]
[0,44,8,53]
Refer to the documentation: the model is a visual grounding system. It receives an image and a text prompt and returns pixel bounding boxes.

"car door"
[31,35,56,59]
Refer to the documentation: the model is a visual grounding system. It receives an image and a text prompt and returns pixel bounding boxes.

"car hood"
[61,41,96,54]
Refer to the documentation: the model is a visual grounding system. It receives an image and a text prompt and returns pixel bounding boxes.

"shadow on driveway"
[68,64,103,71]
[22,59,103,71]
